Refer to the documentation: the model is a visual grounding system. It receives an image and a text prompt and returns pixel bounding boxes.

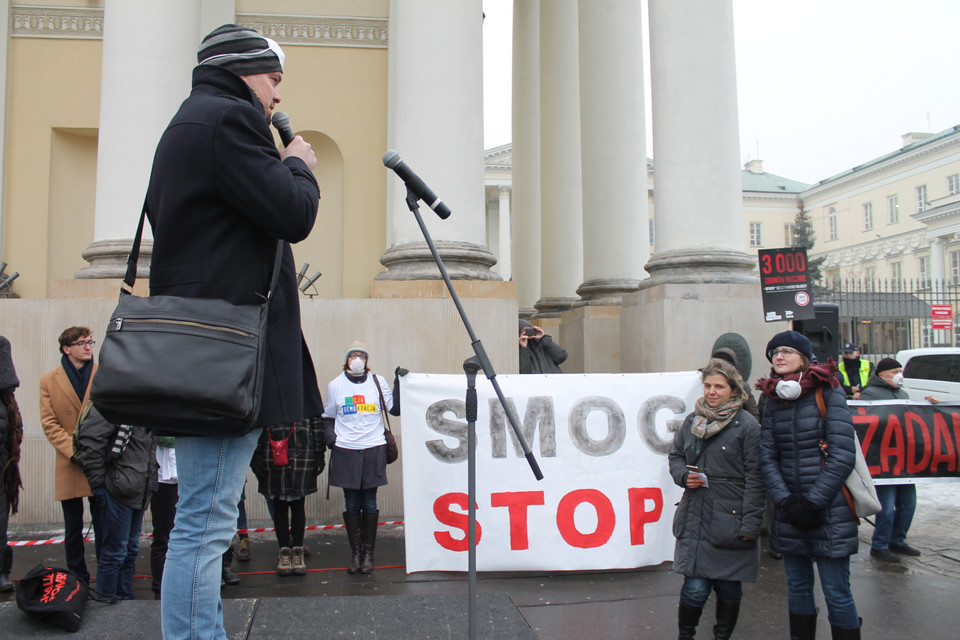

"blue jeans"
[679,576,742,607]
[871,484,917,550]
[343,487,378,515]
[783,553,859,628]
[161,429,260,640]
[92,486,144,600]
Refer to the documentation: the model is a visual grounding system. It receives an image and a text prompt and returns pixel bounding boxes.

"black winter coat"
[251,418,325,499]
[759,384,859,558]
[78,406,158,511]
[145,65,323,430]
[519,335,567,374]
[668,408,764,582]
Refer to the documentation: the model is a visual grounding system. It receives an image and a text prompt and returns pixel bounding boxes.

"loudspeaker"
[792,303,839,364]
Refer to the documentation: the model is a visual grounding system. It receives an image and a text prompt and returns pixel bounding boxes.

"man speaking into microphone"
[144,24,325,639]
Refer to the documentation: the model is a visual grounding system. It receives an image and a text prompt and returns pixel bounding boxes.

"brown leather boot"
[344,512,363,574]
[359,510,379,574]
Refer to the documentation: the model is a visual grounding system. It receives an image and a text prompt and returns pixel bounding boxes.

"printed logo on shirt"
[342,395,377,415]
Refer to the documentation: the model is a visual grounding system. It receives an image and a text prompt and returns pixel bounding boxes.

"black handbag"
[91,205,282,436]
[16,564,89,632]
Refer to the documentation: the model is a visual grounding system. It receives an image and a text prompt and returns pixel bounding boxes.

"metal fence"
[814,279,959,358]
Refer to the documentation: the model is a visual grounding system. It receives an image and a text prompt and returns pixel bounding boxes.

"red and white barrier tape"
[10,520,404,547]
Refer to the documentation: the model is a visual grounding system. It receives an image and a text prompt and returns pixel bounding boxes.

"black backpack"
[15,564,89,632]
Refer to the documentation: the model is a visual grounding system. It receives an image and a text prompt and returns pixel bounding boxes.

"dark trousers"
[0,490,11,575]
[272,498,306,548]
[150,482,178,597]
[61,496,102,584]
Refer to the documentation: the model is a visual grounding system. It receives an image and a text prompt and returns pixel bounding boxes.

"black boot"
[343,512,363,574]
[712,598,740,640]
[830,618,861,640]
[222,547,240,586]
[359,510,379,574]
[789,610,818,640]
[678,601,703,640]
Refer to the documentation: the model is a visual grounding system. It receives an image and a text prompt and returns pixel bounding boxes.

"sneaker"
[870,548,901,562]
[236,536,251,562]
[890,543,922,556]
[222,564,240,586]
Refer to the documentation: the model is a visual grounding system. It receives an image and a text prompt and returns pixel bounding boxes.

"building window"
[919,256,931,289]
[863,202,873,230]
[891,262,902,290]
[948,174,960,195]
[828,207,837,241]
[888,195,899,224]
[785,223,796,246]
[649,219,654,246]
[749,222,762,247]
[916,185,927,212]
[951,250,960,285]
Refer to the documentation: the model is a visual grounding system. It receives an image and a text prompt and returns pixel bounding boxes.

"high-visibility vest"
[839,359,871,389]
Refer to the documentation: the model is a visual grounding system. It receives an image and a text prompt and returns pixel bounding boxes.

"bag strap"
[123,202,284,303]
[815,386,859,521]
[373,374,392,434]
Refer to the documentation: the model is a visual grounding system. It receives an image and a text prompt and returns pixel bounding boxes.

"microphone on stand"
[272,111,295,147]
[382,150,452,220]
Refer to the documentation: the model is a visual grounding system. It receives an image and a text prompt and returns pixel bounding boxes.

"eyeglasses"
[768,347,800,359]
[70,340,96,348]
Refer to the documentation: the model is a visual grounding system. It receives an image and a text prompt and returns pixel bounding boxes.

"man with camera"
[518,319,568,374]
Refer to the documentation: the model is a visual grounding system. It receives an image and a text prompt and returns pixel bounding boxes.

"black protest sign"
[758,247,815,322]
[850,402,960,482]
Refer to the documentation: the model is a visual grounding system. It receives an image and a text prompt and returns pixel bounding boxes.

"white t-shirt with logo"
[322,372,393,450]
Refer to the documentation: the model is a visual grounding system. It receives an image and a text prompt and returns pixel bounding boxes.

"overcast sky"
[482,0,960,185]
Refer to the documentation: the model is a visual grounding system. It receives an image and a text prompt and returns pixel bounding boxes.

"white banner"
[400,372,701,573]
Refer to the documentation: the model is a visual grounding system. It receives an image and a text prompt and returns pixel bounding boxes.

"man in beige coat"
[40,326,102,584]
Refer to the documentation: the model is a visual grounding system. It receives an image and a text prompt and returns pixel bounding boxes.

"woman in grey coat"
[757,330,860,639]
[668,359,764,640]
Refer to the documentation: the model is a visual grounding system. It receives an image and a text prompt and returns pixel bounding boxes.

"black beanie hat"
[765,330,814,362]
[198,24,284,76]
[0,335,19,392]
[876,358,902,374]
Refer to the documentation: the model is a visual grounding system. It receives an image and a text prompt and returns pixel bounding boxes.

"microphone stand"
[401,186,543,640]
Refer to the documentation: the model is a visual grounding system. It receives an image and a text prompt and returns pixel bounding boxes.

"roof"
[741,170,809,194]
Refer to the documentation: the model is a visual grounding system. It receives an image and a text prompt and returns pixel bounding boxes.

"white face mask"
[891,373,905,387]
[348,356,366,374]
[775,370,803,400]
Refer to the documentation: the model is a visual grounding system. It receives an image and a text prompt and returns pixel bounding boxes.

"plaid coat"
[251,418,325,499]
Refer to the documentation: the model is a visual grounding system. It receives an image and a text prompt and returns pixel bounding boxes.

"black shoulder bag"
[91,204,282,436]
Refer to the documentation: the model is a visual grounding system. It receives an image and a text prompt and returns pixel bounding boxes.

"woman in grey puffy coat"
[669,359,764,640]
[756,331,860,639]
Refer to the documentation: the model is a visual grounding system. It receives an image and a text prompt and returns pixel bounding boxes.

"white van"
[895,348,960,402]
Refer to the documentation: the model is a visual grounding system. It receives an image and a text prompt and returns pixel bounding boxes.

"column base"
[75,239,151,280]
[574,278,641,307]
[621,282,768,376]
[534,296,580,319]
[640,248,758,288]
[376,241,501,281]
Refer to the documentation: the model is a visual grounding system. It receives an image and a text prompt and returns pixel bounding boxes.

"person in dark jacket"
[757,331,861,639]
[78,404,158,602]
[251,417,325,576]
[518,319,567,374]
[0,336,24,593]
[710,347,760,421]
[144,24,323,639]
[859,357,938,563]
[669,359,764,640]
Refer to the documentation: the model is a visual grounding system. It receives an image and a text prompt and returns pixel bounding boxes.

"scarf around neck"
[755,360,839,402]
[690,396,743,441]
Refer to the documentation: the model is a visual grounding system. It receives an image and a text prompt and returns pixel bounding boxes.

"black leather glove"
[782,497,824,530]
[395,366,409,378]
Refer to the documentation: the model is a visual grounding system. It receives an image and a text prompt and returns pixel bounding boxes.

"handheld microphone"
[271,111,295,147]
[382,150,452,220]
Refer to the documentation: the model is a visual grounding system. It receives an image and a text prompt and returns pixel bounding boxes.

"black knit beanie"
[197,24,284,76]
[765,330,814,362]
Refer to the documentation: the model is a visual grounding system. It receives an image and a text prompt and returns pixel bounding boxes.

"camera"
[523,327,537,337]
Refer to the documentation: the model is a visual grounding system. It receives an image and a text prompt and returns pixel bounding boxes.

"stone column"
[622,0,766,375]
[643,0,754,286]
[536,0,583,317]
[511,0,541,316]
[77,0,209,278]
[576,0,647,306]
[379,0,498,281]
[497,185,512,281]
[0,0,9,268]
